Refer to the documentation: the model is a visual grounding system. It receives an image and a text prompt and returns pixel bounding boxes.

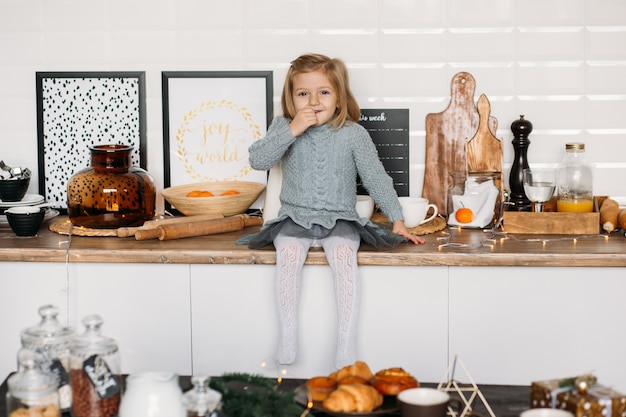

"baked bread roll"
[371,367,419,396]
[305,376,338,401]
[322,383,383,413]
[329,360,374,382]
[338,375,370,386]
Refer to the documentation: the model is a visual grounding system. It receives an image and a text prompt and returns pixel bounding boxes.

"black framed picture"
[36,71,146,210]
[161,71,273,204]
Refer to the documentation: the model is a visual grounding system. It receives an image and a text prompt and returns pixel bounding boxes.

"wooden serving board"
[466,94,503,176]
[423,72,498,216]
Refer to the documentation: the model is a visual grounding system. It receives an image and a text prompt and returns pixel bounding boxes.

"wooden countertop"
[1,216,625,266]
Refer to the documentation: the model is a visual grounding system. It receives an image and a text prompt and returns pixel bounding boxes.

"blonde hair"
[281,53,360,128]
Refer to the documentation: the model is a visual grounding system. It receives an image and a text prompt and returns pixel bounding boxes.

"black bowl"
[6,207,45,236]
[0,177,31,202]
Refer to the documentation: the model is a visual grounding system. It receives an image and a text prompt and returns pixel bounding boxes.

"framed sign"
[162,71,273,205]
[358,109,410,196]
[36,71,146,210]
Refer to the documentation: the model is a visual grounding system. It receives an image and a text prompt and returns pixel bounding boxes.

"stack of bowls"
[0,194,45,216]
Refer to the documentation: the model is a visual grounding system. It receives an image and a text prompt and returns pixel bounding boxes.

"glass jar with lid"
[447,171,501,228]
[182,375,222,417]
[69,314,121,417]
[556,142,594,212]
[6,348,61,417]
[20,304,75,411]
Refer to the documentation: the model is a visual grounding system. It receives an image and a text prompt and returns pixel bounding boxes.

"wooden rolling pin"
[135,214,263,241]
[117,213,224,238]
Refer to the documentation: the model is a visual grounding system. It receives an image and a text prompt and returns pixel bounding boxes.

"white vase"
[119,372,185,417]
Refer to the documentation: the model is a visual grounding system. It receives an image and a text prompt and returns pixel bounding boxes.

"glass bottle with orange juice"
[556,142,594,212]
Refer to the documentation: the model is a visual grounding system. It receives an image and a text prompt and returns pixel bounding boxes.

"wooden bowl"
[161,181,265,217]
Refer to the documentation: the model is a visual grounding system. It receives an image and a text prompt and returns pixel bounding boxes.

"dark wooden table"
[1,373,530,417]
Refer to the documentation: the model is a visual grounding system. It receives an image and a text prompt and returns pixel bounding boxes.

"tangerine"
[455,207,473,223]
[220,189,240,196]
[186,190,214,197]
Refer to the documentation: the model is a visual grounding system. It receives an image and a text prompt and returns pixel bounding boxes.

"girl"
[241,53,424,369]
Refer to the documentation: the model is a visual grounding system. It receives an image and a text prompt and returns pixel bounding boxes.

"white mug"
[520,409,574,417]
[398,388,452,417]
[355,195,375,219]
[399,197,438,228]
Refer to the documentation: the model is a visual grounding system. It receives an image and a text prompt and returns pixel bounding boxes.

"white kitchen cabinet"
[3,259,625,395]
[190,264,449,382]
[449,266,626,391]
[69,263,193,376]
[0,262,68,381]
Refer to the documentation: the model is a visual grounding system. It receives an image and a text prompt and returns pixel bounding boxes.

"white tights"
[273,223,361,369]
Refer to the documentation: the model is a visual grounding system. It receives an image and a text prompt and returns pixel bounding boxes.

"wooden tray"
[502,197,603,235]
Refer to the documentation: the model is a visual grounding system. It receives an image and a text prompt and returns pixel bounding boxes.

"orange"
[455,207,473,223]
[186,190,213,197]
[220,189,240,196]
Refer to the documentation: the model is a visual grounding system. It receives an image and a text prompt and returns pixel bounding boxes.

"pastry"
[305,376,338,401]
[329,360,374,382]
[322,383,383,413]
[338,375,370,385]
[371,367,419,396]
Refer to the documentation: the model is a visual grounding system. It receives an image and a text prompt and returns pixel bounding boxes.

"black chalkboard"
[357,109,410,197]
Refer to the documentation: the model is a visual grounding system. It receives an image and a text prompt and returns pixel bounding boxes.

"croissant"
[329,360,374,382]
[322,383,383,413]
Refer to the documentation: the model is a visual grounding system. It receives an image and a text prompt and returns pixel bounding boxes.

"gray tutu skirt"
[236,217,406,249]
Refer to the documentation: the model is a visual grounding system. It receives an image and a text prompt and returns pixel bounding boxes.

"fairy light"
[436,202,611,249]
[437,227,607,249]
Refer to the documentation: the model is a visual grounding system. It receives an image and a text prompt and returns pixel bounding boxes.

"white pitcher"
[119,372,185,417]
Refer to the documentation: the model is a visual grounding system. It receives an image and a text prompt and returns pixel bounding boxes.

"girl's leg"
[321,223,361,369]
[273,233,312,365]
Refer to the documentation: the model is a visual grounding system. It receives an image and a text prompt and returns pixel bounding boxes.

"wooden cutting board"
[422,72,498,216]
[466,94,503,176]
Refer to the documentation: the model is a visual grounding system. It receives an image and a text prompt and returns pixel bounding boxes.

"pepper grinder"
[508,115,533,211]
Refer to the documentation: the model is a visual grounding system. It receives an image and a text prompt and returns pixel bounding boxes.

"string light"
[437,227,608,249]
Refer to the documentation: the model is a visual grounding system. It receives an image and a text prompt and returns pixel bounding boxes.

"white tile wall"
[1,0,625,203]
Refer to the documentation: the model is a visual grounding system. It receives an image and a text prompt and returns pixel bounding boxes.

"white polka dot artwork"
[36,72,146,210]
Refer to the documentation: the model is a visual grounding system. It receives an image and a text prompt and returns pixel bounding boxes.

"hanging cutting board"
[422,72,498,216]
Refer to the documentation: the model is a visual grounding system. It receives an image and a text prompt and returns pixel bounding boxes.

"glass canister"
[20,305,75,412]
[447,172,501,228]
[6,348,61,417]
[67,144,156,229]
[556,142,594,212]
[69,314,121,417]
[182,375,222,417]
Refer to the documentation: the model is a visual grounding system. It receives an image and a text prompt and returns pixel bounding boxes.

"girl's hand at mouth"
[290,108,318,136]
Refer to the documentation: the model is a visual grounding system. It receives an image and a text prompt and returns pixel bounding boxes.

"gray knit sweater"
[249,116,404,229]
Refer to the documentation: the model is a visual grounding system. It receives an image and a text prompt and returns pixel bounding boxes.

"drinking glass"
[523,168,556,212]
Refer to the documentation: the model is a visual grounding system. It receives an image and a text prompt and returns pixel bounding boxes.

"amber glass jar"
[67,144,156,228]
